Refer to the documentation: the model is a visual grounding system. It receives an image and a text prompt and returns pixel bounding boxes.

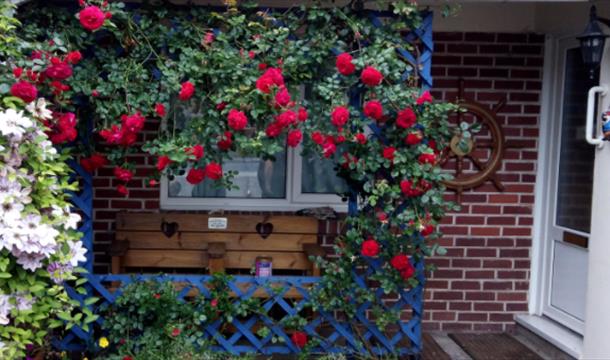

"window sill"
[515,314,582,359]
[160,201,349,213]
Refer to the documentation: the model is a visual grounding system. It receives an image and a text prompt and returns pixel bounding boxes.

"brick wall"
[424,32,543,332]
[91,31,544,332]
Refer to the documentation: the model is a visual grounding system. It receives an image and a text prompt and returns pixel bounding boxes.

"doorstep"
[515,314,583,359]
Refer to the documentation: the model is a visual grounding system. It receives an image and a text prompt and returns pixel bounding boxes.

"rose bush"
[5,0,457,357]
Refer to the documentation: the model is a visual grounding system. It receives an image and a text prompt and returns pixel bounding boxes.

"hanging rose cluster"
[9,49,82,145]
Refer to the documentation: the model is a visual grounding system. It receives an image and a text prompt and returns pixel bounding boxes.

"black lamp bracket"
[591,6,610,29]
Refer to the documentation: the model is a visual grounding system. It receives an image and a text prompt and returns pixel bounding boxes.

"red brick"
[483,281,513,290]
[471,227,500,236]
[465,33,496,42]
[500,249,529,258]
[467,248,497,257]
[503,227,531,236]
[490,313,515,322]
[433,311,456,321]
[458,313,488,322]
[474,302,504,311]
[483,260,512,268]
[450,302,472,311]
[456,216,485,225]
[452,281,481,290]
[497,292,527,301]
[506,303,528,311]
[427,301,448,310]
[434,291,464,300]
[487,217,516,226]
[433,270,464,279]
[452,259,482,268]
[498,270,527,279]
[455,238,485,247]
[465,270,495,279]
[465,292,495,301]
[489,194,519,203]
[435,32,464,41]
[497,33,528,43]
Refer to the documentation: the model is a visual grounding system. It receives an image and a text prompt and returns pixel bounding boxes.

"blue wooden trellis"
[56,9,434,356]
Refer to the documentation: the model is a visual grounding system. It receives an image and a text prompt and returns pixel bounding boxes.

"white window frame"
[160,146,348,212]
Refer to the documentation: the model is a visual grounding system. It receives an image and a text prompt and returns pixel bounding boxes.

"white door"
[543,37,599,334]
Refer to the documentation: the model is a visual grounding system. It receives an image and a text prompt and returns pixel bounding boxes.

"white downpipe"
[586,85,607,148]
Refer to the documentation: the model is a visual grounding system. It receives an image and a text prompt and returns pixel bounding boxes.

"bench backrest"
[111,212,320,275]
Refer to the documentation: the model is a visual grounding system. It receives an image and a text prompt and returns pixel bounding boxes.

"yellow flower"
[99,337,109,348]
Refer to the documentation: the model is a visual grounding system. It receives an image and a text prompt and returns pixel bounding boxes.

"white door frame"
[529,34,592,334]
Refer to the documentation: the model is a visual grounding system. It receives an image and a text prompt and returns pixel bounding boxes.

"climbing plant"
[1,0,458,357]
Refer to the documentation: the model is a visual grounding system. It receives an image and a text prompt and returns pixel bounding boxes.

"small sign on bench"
[208,217,228,230]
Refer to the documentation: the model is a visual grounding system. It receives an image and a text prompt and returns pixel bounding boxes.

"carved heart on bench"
[160,220,179,238]
[255,222,273,239]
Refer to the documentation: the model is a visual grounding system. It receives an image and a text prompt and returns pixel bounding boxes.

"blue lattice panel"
[56,273,424,356]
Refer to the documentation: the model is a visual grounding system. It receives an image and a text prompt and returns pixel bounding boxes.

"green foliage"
[99,275,262,359]
[6,1,459,358]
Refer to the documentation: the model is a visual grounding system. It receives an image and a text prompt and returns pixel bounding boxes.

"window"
[160,147,349,211]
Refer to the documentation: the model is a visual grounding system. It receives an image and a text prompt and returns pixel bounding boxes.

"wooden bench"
[109,212,324,277]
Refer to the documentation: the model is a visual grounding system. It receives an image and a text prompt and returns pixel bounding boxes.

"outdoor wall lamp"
[578,6,609,79]
[581,6,610,148]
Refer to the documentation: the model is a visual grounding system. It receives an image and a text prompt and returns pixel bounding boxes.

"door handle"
[586,85,608,148]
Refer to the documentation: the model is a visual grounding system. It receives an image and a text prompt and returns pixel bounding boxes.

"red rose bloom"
[123,356,133,360]
[179,81,195,101]
[149,179,158,187]
[331,106,349,128]
[265,122,282,138]
[12,67,23,78]
[298,107,308,122]
[66,51,82,64]
[155,103,166,117]
[256,68,284,93]
[153,293,161,299]
[203,31,215,45]
[405,131,423,145]
[80,153,108,173]
[10,81,37,103]
[287,129,302,148]
[401,264,416,280]
[113,167,134,182]
[291,331,308,349]
[418,152,436,165]
[186,168,205,184]
[390,254,411,271]
[336,53,356,75]
[401,180,417,197]
[117,184,129,196]
[383,147,396,161]
[211,298,219,307]
[45,63,72,80]
[227,109,248,131]
[276,110,297,128]
[361,238,380,257]
[217,132,233,151]
[121,112,145,133]
[363,100,383,120]
[421,224,435,237]
[171,328,181,337]
[156,156,171,171]
[311,131,324,145]
[322,141,337,158]
[416,90,433,105]
[354,133,367,145]
[79,6,106,31]
[274,87,291,108]
[99,125,122,144]
[396,108,417,128]
[216,102,227,111]
[360,66,383,87]
[186,144,204,160]
[205,162,223,180]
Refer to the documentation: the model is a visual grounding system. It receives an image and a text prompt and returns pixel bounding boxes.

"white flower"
[65,213,81,230]
[0,294,12,325]
[12,250,45,271]
[67,240,87,267]
[0,108,33,141]
[25,98,52,121]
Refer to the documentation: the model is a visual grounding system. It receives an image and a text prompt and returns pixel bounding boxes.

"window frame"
[159,147,348,212]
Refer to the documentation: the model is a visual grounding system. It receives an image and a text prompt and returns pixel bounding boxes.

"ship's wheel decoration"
[442,79,506,201]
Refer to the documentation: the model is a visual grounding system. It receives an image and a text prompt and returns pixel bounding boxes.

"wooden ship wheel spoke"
[442,79,507,201]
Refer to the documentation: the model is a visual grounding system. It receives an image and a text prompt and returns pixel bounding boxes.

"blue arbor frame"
[57,10,434,356]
